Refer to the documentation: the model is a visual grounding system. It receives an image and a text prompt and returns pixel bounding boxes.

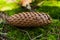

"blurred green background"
[0,0,60,40]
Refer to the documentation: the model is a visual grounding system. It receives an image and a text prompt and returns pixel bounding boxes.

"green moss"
[36,6,60,19]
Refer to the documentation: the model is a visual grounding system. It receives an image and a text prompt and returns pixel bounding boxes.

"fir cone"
[6,12,52,27]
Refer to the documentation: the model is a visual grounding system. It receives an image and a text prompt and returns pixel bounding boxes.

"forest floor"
[0,1,60,40]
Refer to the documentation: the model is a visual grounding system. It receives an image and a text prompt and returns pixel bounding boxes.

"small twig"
[31,34,43,40]
[20,29,32,40]
[0,32,7,40]
[0,32,7,36]
[0,37,7,40]
[37,1,45,6]
[57,29,60,40]
[57,34,60,40]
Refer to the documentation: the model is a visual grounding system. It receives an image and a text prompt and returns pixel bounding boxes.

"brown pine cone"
[6,12,52,27]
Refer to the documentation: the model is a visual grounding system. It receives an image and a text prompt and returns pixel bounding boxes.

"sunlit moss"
[0,0,20,11]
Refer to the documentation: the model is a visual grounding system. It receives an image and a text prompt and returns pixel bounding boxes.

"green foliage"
[42,1,60,7]
[36,6,60,19]
[0,0,20,11]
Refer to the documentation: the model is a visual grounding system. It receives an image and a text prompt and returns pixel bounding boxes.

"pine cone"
[6,12,52,27]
